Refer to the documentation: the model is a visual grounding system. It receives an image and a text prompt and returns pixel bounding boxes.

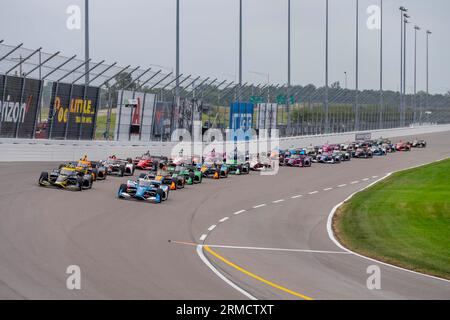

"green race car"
[226,159,250,175]
[168,164,203,185]
[225,150,250,175]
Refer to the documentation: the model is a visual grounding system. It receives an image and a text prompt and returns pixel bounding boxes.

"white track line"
[323,188,333,191]
[219,217,229,223]
[350,181,359,184]
[253,204,267,209]
[208,225,217,231]
[327,158,450,284]
[198,157,450,301]
[362,178,370,181]
[196,245,257,300]
[272,199,285,204]
[308,191,319,195]
[200,244,350,255]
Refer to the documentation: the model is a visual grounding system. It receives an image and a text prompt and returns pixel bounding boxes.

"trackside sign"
[0,75,42,138]
[47,82,100,140]
[355,132,372,141]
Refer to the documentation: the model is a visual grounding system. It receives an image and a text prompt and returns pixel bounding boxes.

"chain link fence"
[1,41,449,142]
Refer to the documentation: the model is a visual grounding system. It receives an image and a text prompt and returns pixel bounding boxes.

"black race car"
[411,139,427,148]
[101,157,135,177]
[38,164,94,191]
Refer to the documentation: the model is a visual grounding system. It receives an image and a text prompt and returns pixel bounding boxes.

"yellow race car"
[76,156,107,181]
[38,163,94,191]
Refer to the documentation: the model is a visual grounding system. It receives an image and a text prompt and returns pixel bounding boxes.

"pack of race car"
[37,138,426,204]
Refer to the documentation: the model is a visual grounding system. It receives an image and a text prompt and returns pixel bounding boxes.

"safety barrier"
[1,124,449,162]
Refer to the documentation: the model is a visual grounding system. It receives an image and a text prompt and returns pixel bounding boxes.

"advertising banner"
[48,82,99,140]
[115,90,156,141]
[174,98,202,131]
[257,103,277,130]
[229,102,254,131]
[0,75,42,138]
[153,101,173,138]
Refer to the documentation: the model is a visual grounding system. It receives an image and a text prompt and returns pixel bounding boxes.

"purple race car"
[285,154,312,167]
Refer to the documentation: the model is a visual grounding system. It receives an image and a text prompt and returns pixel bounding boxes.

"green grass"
[333,159,450,280]
[95,113,116,140]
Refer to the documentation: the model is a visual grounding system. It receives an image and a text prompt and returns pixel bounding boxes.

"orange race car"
[75,156,107,180]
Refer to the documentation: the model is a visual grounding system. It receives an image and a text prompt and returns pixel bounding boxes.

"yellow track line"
[204,245,314,300]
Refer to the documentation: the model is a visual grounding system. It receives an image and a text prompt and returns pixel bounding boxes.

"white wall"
[1,124,450,162]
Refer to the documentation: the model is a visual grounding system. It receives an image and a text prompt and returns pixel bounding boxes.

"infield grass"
[333,158,450,280]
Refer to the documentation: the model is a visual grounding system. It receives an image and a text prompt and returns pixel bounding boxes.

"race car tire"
[154,188,164,203]
[162,188,169,201]
[77,177,83,191]
[38,172,49,186]
[176,178,185,189]
[92,168,98,181]
[118,184,127,198]
[82,177,92,190]
[139,173,147,179]
[119,165,125,177]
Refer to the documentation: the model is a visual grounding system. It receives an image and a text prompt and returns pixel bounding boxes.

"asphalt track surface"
[0,131,449,300]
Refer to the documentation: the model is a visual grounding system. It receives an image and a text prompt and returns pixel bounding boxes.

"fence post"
[63,84,74,140]
[14,76,27,138]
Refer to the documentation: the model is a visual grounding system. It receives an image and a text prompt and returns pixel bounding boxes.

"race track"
[0,131,449,299]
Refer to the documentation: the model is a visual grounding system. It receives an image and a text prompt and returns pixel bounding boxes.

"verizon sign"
[0,75,42,138]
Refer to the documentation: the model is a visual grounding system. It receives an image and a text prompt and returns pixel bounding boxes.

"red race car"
[395,141,411,152]
[134,154,154,170]
[134,152,168,170]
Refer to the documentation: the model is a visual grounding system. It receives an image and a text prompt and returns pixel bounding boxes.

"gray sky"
[1,0,449,94]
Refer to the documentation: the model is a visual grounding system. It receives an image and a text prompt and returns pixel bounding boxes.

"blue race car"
[117,177,169,203]
[317,152,342,164]
[371,146,387,156]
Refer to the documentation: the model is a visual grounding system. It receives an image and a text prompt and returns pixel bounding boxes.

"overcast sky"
[1,0,449,94]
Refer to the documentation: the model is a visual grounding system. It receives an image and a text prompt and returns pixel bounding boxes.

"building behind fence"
[1,41,449,142]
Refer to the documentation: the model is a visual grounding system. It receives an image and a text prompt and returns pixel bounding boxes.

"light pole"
[379,0,383,129]
[399,6,407,127]
[85,0,90,86]
[325,0,329,133]
[355,0,359,131]
[239,0,243,100]
[287,0,292,135]
[403,14,410,126]
[426,30,432,115]
[413,25,420,124]
[176,0,180,101]
[344,71,348,90]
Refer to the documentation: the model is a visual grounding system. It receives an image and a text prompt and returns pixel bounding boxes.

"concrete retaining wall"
[1,124,450,162]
